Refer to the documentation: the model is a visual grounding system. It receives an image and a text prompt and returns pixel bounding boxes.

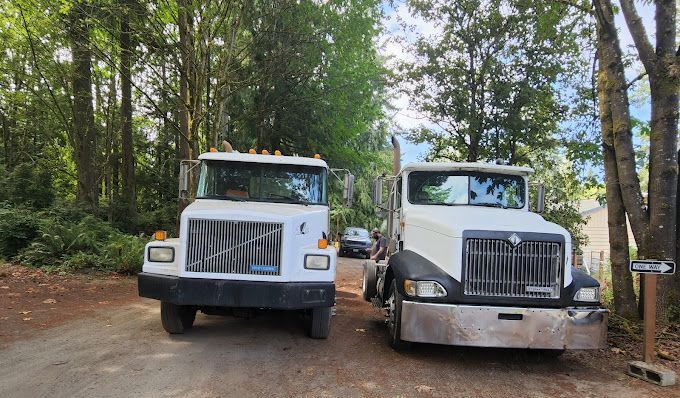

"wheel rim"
[387,289,396,335]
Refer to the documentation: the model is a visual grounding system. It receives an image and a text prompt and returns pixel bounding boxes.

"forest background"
[0,0,677,319]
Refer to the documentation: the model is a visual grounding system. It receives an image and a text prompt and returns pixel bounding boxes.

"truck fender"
[386,250,458,302]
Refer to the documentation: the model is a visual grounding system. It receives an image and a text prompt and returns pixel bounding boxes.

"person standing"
[370,228,388,262]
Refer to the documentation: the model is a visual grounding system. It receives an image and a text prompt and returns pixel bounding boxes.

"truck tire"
[308,306,332,339]
[181,306,197,329]
[160,302,193,334]
[386,280,411,350]
[362,260,377,301]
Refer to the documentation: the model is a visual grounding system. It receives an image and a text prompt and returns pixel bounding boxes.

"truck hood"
[404,206,570,241]
[181,199,330,240]
[184,199,328,219]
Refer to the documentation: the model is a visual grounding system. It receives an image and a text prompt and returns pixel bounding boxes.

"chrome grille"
[464,239,562,299]
[185,219,283,275]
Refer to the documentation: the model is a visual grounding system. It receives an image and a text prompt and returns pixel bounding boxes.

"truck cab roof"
[198,151,329,168]
[400,162,533,176]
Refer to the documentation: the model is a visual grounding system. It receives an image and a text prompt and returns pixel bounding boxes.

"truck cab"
[139,150,352,339]
[364,157,608,352]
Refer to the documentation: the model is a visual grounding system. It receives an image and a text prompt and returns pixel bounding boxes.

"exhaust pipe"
[391,135,401,175]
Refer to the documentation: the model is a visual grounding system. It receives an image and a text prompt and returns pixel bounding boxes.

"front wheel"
[160,302,196,334]
[386,280,411,350]
[308,306,332,339]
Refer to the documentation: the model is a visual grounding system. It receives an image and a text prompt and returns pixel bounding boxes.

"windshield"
[407,171,526,209]
[343,228,369,238]
[196,160,328,205]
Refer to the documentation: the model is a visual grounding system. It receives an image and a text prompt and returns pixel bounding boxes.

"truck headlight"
[574,287,600,302]
[148,247,174,263]
[305,255,330,270]
[403,280,447,298]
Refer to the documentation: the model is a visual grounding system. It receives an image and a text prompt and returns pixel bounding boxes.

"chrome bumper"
[400,302,608,349]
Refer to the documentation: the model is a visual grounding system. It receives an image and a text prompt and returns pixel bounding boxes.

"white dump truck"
[139,148,353,338]
[362,138,608,353]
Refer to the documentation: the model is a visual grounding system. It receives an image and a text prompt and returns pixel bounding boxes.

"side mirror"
[179,160,200,199]
[372,177,383,205]
[179,162,190,199]
[536,184,545,213]
[343,173,355,208]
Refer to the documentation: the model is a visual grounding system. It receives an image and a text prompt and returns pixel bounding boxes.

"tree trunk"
[69,2,99,211]
[647,63,679,318]
[177,0,195,222]
[120,1,137,226]
[619,0,679,318]
[594,0,639,318]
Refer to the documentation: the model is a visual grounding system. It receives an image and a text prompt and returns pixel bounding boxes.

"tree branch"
[619,0,656,74]
[626,71,647,90]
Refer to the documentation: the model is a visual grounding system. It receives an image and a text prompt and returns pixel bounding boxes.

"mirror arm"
[329,168,350,183]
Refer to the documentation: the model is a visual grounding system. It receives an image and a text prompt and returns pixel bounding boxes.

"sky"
[377,1,657,165]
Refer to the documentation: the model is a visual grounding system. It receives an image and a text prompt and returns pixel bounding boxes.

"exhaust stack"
[391,135,401,175]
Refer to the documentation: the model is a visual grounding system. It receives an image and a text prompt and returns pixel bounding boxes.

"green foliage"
[0,205,39,258]
[530,151,588,250]
[400,0,589,164]
[12,208,146,274]
[0,163,55,209]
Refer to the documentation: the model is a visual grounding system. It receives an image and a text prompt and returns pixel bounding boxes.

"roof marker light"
[209,147,217,153]
[274,150,282,156]
[314,154,321,159]
[248,149,256,154]
[262,149,269,155]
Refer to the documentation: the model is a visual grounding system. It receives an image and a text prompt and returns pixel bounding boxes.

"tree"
[120,0,136,224]
[400,0,585,164]
[592,0,679,319]
[68,1,99,211]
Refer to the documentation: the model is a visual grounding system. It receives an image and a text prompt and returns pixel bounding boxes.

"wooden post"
[599,251,605,281]
[642,274,657,363]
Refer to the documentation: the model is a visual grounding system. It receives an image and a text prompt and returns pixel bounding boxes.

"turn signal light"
[154,230,167,241]
[317,239,328,249]
[248,149,256,154]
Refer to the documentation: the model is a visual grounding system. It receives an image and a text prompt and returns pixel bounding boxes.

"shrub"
[0,205,39,258]
[101,234,145,274]
[1,162,55,209]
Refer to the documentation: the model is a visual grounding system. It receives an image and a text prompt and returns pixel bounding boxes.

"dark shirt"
[374,236,388,261]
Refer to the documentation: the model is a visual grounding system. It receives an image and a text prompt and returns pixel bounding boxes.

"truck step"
[627,361,676,387]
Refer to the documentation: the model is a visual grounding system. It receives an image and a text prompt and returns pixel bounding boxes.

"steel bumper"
[400,301,609,349]
[138,273,335,309]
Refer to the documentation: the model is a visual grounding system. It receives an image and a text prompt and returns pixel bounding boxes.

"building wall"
[580,207,636,256]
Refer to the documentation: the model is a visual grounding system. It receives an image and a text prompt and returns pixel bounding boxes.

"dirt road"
[0,258,677,398]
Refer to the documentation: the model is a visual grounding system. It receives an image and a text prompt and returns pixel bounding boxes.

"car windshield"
[407,171,526,209]
[344,228,369,238]
[196,160,328,205]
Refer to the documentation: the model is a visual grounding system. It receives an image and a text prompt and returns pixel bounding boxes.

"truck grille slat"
[186,219,283,276]
[464,238,561,299]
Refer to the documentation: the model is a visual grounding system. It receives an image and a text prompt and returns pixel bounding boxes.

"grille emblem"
[508,233,522,247]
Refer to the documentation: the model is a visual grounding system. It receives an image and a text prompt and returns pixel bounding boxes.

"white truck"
[363,139,608,353]
[138,148,353,338]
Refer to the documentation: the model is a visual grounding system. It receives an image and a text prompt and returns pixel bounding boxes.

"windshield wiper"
[198,194,246,202]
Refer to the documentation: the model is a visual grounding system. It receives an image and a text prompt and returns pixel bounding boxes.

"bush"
[0,162,55,209]
[0,205,40,258]
[101,234,145,274]
[16,212,146,274]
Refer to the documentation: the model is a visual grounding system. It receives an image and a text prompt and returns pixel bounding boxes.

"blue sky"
[377,1,656,166]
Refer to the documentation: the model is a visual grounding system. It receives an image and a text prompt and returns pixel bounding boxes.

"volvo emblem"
[508,233,522,247]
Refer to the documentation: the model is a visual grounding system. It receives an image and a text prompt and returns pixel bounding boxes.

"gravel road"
[0,257,676,398]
